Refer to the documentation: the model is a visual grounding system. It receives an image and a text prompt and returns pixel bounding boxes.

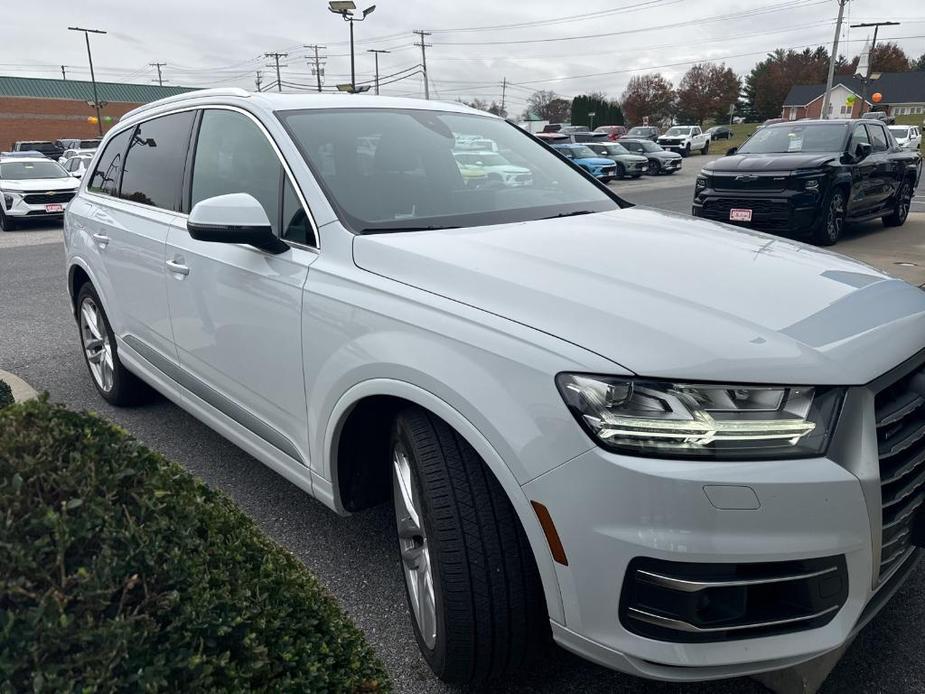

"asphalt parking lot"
[1,175,924,692]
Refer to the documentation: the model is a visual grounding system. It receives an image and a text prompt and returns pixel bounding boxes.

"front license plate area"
[45,203,64,213]
[729,208,752,222]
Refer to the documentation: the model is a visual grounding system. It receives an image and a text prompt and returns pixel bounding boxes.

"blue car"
[551,144,617,181]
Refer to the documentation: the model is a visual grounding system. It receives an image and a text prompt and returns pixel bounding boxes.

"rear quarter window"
[88,129,133,196]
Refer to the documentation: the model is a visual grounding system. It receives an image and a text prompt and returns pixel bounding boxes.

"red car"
[594,125,627,141]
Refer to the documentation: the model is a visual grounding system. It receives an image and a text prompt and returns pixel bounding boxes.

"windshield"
[0,160,68,180]
[603,144,629,155]
[564,146,597,158]
[738,123,848,154]
[888,127,909,138]
[627,127,652,136]
[455,152,510,167]
[279,108,618,232]
[665,127,691,136]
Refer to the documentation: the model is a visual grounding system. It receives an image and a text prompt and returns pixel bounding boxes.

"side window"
[282,178,310,244]
[87,128,132,196]
[119,111,195,210]
[849,124,869,152]
[191,110,283,236]
[867,124,888,152]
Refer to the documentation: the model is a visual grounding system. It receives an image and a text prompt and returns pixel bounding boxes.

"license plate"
[45,203,64,213]
[729,208,752,222]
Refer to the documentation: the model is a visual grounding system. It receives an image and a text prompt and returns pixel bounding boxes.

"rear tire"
[0,209,17,231]
[390,408,548,684]
[76,283,151,406]
[883,179,913,227]
[811,187,847,246]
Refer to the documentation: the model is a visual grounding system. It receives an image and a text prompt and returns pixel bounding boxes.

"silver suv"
[65,88,925,685]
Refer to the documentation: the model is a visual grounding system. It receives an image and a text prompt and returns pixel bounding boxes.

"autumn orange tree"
[675,63,741,125]
[620,73,676,126]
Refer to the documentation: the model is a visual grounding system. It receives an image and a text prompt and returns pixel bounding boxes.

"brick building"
[0,76,196,149]
[781,72,925,121]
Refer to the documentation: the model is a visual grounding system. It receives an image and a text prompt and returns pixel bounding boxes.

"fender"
[323,377,566,623]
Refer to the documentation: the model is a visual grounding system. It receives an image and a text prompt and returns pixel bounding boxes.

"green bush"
[0,398,389,693]
[0,380,12,408]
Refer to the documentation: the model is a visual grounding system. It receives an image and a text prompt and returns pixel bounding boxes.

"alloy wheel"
[897,182,912,223]
[79,297,114,393]
[392,441,437,649]
[826,192,845,242]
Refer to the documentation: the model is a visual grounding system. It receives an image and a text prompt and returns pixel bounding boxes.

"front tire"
[648,158,660,175]
[615,163,626,180]
[76,283,150,405]
[701,141,710,155]
[883,179,913,227]
[391,408,548,684]
[0,208,17,231]
[681,144,691,158]
[811,188,847,246]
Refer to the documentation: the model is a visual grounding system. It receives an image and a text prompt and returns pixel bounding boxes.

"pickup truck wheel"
[811,188,847,246]
[76,283,150,406]
[391,408,548,684]
[682,144,691,158]
[0,208,17,231]
[615,163,625,180]
[883,179,913,227]
[701,141,710,155]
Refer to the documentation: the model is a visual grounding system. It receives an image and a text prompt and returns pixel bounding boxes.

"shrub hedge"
[0,380,12,408]
[0,398,389,692]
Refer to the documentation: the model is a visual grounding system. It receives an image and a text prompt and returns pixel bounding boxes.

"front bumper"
[692,187,822,235]
[3,191,75,218]
[522,353,925,680]
[653,157,682,173]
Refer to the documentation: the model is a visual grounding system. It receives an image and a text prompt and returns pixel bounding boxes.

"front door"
[165,108,317,466]
[847,123,877,215]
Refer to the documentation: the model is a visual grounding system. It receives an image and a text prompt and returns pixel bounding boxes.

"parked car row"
[11,138,100,161]
[0,155,80,231]
[536,131,683,178]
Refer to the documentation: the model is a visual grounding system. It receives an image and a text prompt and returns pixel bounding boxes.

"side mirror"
[726,147,738,156]
[854,142,872,161]
[187,193,288,254]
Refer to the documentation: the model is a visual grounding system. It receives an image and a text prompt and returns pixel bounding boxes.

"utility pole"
[60,65,68,80]
[305,45,327,93]
[850,21,900,117]
[368,49,390,95]
[68,27,106,136]
[820,0,849,120]
[500,77,507,116]
[264,52,288,93]
[413,30,432,100]
[255,70,263,92]
[150,62,167,87]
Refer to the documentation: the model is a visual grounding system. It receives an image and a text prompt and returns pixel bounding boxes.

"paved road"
[2,192,924,693]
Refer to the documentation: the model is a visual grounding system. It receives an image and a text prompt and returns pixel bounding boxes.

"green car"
[585,142,649,179]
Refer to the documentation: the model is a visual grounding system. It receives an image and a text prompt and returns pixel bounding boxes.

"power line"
[150,61,167,86]
[368,48,390,95]
[264,52,288,93]
[413,30,432,99]
[305,44,327,93]
[255,70,263,91]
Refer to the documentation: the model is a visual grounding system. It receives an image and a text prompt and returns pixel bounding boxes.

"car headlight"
[2,192,20,209]
[696,174,708,190]
[556,374,844,459]
[804,178,820,191]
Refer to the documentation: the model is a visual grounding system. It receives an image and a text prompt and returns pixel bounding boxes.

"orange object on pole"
[871,92,882,103]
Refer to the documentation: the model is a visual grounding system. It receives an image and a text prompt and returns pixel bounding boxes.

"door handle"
[92,232,110,247]
[166,259,190,276]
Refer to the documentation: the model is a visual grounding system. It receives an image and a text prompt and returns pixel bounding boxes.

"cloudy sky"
[5,0,925,115]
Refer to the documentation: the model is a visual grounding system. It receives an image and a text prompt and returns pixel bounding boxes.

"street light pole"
[68,26,106,136]
[329,2,376,94]
[850,21,900,117]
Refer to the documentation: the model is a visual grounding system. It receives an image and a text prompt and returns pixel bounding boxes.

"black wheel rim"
[898,183,911,222]
[827,193,845,241]
[650,159,659,173]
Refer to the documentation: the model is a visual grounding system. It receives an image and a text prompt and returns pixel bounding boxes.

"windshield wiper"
[541,210,597,220]
[360,224,461,234]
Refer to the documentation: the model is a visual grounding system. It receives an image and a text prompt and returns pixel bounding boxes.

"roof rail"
[120,87,251,122]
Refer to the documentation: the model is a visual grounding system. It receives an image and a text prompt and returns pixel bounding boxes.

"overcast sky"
[5,0,925,115]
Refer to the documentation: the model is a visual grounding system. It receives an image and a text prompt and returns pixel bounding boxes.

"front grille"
[875,357,925,582]
[700,197,791,230]
[712,174,788,192]
[23,191,75,205]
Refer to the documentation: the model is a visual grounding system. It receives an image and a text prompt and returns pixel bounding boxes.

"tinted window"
[88,129,132,196]
[867,124,888,152]
[849,124,869,151]
[119,111,194,210]
[282,178,311,244]
[738,123,847,154]
[191,110,283,236]
[0,161,68,180]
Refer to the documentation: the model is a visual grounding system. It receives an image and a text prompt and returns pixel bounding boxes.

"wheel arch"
[67,258,102,315]
[324,378,565,622]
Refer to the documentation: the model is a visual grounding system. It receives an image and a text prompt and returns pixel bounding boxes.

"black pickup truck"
[692,119,922,245]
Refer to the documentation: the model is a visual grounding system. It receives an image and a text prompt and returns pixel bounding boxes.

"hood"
[0,177,78,192]
[705,152,838,173]
[496,165,531,174]
[612,153,648,164]
[651,150,682,160]
[354,208,925,385]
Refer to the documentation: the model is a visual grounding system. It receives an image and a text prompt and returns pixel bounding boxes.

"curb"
[0,369,38,402]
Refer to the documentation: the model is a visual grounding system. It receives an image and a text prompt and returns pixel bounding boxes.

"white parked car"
[889,125,922,151]
[62,154,94,179]
[0,156,80,231]
[58,148,97,165]
[64,89,925,686]
[453,150,533,186]
[657,125,710,156]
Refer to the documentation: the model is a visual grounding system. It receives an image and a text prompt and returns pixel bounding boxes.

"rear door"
[165,107,317,467]
[84,111,194,362]
[865,122,898,209]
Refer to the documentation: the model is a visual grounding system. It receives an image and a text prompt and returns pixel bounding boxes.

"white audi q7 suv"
[65,89,925,685]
